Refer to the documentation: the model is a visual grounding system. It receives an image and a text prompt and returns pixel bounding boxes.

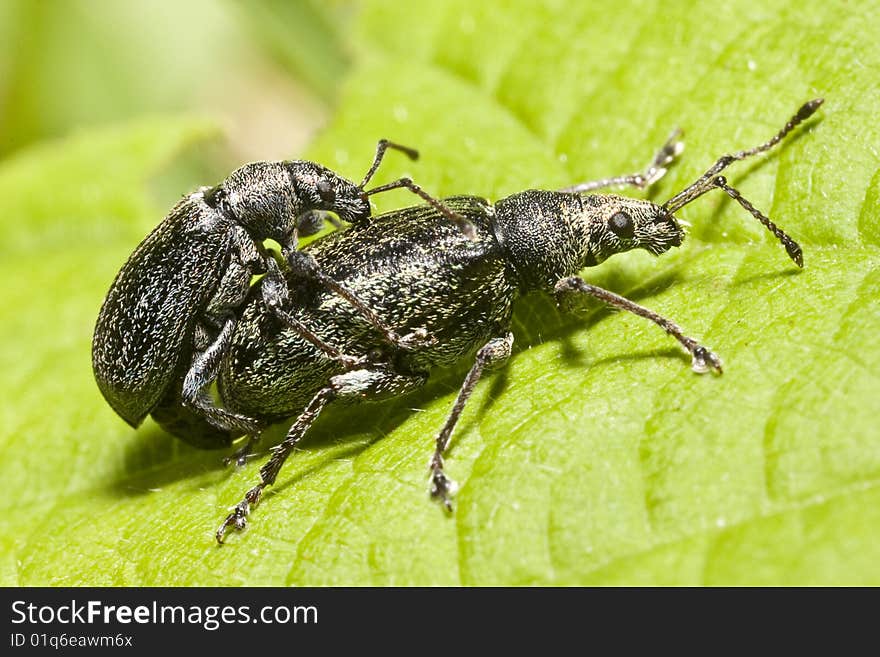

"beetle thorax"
[491,190,591,291]
[224,162,298,242]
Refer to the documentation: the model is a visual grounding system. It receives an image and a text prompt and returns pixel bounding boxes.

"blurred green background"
[0,0,348,162]
[1,0,878,586]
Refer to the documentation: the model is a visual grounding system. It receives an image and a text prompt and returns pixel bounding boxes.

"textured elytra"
[91,195,233,427]
[220,197,514,420]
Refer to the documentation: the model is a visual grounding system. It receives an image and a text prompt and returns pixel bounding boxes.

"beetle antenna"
[662,99,822,265]
[359,139,419,189]
[365,177,477,240]
[712,175,803,266]
[359,139,477,240]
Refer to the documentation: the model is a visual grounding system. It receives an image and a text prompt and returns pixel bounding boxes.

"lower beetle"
[201,100,821,542]
[92,140,468,448]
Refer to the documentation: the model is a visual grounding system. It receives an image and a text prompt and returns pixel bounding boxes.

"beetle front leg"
[429,332,514,511]
[554,277,723,373]
[261,257,371,370]
[559,128,684,194]
[217,367,428,543]
[296,210,343,238]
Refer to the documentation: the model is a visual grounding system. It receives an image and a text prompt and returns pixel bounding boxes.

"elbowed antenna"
[359,139,477,240]
[359,139,420,190]
[662,98,823,267]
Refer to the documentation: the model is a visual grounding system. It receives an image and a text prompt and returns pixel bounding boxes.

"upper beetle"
[92,140,464,448]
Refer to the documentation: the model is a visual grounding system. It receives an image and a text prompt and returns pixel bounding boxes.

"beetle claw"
[691,345,723,374]
[429,467,457,513]
[216,484,265,544]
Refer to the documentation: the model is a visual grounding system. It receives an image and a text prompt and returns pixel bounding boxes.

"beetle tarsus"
[216,484,264,544]
[430,460,456,513]
[691,345,723,375]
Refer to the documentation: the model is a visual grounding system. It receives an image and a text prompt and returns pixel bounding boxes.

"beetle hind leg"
[216,367,428,543]
[181,317,265,435]
[429,332,513,511]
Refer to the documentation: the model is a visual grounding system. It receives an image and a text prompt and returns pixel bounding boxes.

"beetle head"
[494,190,684,291]
[285,161,371,225]
[580,195,684,266]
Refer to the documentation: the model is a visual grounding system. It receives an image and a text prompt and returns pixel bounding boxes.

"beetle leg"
[296,210,343,238]
[171,251,264,437]
[217,367,428,543]
[429,332,514,511]
[260,257,369,369]
[553,276,723,374]
[559,128,684,194]
[270,306,370,370]
[151,387,242,449]
[180,316,263,434]
[204,257,252,320]
[154,254,263,446]
[285,250,438,352]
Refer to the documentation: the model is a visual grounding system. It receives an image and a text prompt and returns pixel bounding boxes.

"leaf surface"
[2,0,878,585]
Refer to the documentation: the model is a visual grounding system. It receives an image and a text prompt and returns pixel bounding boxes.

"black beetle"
[92,140,468,448]
[119,101,820,542]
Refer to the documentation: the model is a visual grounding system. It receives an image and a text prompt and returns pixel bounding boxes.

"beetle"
[187,100,821,542]
[92,140,471,448]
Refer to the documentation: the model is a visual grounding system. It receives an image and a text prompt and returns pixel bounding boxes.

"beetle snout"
[643,210,685,256]
[669,221,684,247]
[662,211,684,247]
[344,193,372,223]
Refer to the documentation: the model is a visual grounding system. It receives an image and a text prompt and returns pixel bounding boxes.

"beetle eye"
[608,211,634,239]
[316,179,336,205]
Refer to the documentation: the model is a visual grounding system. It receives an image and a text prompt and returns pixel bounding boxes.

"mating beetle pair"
[92,139,466,447]
[92,99,823,543]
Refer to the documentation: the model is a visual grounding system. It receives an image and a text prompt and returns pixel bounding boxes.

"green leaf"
[226,0,352,102]
[2,0,879,585]
[0,1,240,156]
